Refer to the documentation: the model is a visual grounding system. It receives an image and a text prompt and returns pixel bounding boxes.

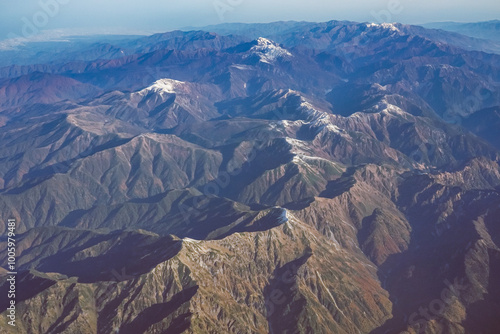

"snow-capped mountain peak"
[366,22,400,32]
[137,78,184,96]
[249,37,292,63]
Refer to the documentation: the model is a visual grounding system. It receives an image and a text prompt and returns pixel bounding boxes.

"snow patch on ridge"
[277,208,289,224]
[382,104,406,115]
[231,64,253,71]
[367,22,400,32]
[285,137,309,153]
[182,237,211,255]
[250,37,292,64]
[183,237,201,243]
[375,99,408,117]
[299,101,345,135]
[137,78,184,96]
[274,208,297,230]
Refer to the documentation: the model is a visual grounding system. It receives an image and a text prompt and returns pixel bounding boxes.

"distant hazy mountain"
[199,20,500,54]
[0,20,499,333]
[423,20,500,42]
[2,20,500,68]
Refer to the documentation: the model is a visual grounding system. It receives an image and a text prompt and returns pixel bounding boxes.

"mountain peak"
[367,22,400,32]
[249,37,292,63]
[138,78,184,95]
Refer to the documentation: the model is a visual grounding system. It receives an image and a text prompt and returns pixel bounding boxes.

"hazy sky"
[1,0,499,41]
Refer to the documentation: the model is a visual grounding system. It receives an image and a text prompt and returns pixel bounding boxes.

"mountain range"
[0,20,500,333]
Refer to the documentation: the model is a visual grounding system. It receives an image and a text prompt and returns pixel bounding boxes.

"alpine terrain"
[0,20,500,334]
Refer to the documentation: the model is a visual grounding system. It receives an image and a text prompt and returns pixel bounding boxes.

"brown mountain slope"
[0,218,392,333]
